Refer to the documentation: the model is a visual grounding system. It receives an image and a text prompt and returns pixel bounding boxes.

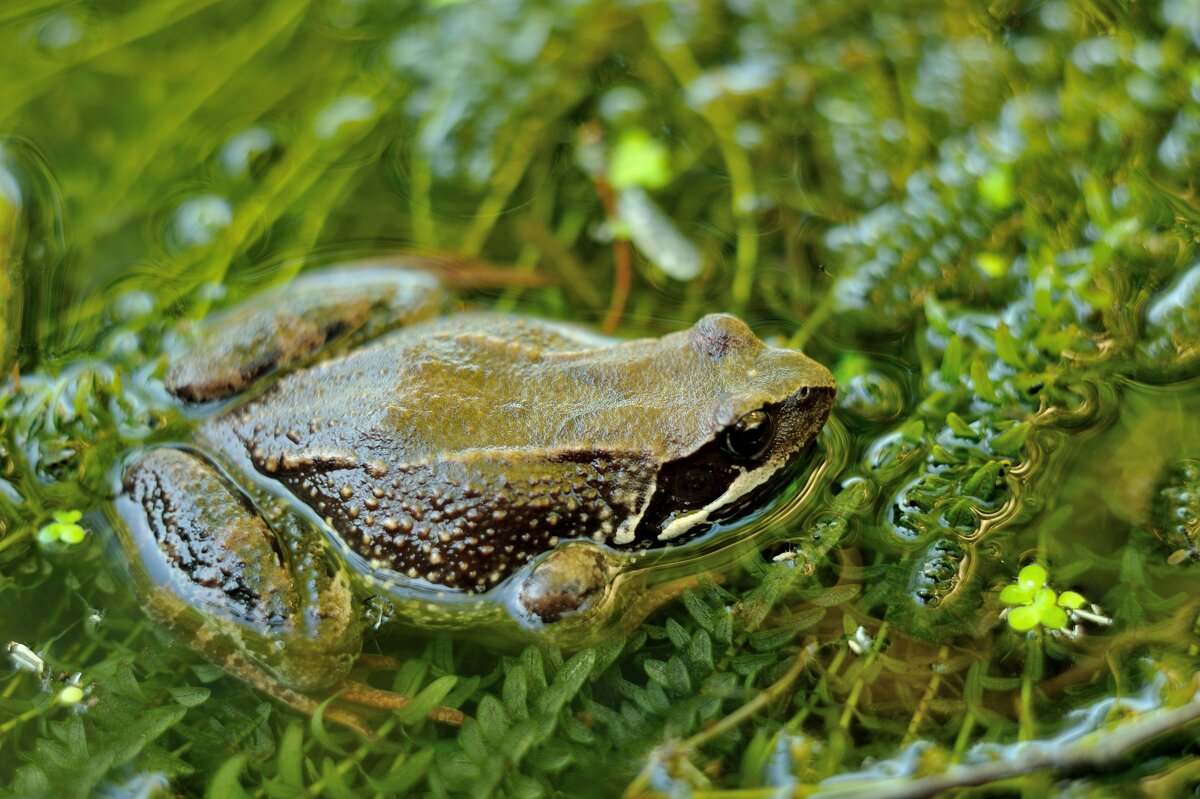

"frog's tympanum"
[114,265,835,733]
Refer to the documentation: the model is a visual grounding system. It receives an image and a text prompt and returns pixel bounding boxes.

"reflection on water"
[2,1,1200,796]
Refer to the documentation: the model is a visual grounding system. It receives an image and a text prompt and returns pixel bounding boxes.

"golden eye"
[721,409,775,462]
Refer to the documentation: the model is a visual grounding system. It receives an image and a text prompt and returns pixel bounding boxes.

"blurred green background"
[3,0,1200,796]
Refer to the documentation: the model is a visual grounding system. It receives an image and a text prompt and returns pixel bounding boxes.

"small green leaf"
[978,166,1015,211]
[477,695,510,746]
[503,664,530,721]
[682,590,717,633]
[999,584,1035,605]
[1017,564,1047,589]
[535,649,594,718]
[1032,587,1058,609]
[990,422,1031,455]
[59,525,86,544]
[56,686,84,705]
[394,675,457,726]
[207,755,250,799]
[665,618,691,650]
[943,497,976,528]
[168,686,211,708]
[643,659,669,687]
[1007,605,1040,631]
[608,129,671,190]
[995,321,1022,367]
[666,655,692,694]
[309,695,348,755]
[1039,605,1069,629]
[367,748,434,795]
[1057,591,1086,609]
[321,757,359,799]
[975,251,1009,278]
[924,295,951,336]
[940,336,964,386]
[276,722,305,789]
[689,630,715,672]
[970,359,1000,404]
[930,445,961,465]
[53,510,82,524]
[946,412,977,439]
[900,419,926,444]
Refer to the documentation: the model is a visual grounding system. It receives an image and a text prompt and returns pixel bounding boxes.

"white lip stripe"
[612,472,659,545]
[656,454,786,542]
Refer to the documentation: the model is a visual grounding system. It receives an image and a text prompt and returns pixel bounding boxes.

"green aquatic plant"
[2,0,1200,796]
[999,564,1089,633]
[35,510,87,546]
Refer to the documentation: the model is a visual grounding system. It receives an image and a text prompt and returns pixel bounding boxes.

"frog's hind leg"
[116,447,458,736]
[165,263,448,402]
[208,644,381,738]
[333,681,464,726]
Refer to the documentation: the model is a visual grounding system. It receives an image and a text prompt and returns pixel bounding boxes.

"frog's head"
[621,313,835,546]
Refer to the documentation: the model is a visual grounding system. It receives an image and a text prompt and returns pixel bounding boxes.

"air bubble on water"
[615,187,702,281]
[35,14,82,51]
[598,87,647,123]
[1014,37,1052,68]
[1158,110,1200,171]
[687,58,779,108]
[880,118,906,143]
[320,0,373,29]
[100,328,141,359]
[0,162,21,207]
[112,290,155,322]
[219,127,275,178]
[197,282,227,303]
[313,95,377,140]
[1039,0,1075,32]
[170,195,232,247]
[735,121,764,150]
[1147,262,1200,327]
[1164,0,1200,47]
[1072,37,1123,72]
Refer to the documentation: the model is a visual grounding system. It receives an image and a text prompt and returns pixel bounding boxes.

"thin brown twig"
[580,122,634,334]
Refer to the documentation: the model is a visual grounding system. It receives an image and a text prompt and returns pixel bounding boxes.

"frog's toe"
[332,679,464,725]
[517,544,618,623]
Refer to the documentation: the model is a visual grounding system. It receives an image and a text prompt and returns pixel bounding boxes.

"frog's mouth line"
[654,444,812,544]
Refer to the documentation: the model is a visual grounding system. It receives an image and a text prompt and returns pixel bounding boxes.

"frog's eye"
[721,410,775,462]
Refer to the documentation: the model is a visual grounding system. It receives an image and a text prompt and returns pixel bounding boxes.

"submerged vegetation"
[2,0,1200,796]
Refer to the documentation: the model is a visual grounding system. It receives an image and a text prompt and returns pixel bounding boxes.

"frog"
[112,262,836,734]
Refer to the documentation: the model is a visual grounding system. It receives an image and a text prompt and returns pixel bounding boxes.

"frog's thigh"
[166,263,447,402]
[517,543,620,623]
[118,447,360,694]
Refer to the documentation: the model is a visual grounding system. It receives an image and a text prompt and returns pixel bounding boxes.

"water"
[2,1,1200,797]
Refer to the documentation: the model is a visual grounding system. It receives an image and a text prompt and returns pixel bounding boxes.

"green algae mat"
[3,1,1200,796]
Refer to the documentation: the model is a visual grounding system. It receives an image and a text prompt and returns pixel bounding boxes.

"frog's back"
[203,311,798,468]
[196,311,832,593]
[199,314,666,591]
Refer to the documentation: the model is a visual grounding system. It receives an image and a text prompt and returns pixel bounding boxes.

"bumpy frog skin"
[113,264,835,733]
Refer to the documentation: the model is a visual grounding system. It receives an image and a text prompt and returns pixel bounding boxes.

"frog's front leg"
[166,262,447,402]
[517,543,621,623]
[115,447,460,736]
